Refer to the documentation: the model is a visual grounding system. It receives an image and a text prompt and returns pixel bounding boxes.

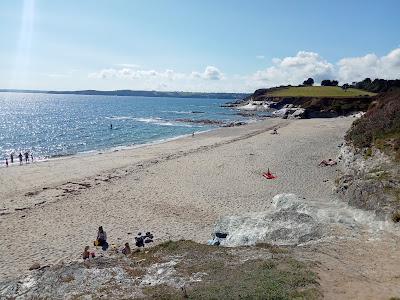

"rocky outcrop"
[271,105,306,119]
[0,240,319,299]
[336,145,400,221]
[229,94,374,119]
[175,118,225,125]
[174,118,247,127]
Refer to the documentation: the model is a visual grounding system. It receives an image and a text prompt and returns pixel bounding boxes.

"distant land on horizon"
[0,89,250,100]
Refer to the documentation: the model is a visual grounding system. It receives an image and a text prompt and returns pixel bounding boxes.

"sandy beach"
[1,117,400,299]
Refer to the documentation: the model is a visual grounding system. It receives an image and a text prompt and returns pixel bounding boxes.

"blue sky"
[0,0,399,92]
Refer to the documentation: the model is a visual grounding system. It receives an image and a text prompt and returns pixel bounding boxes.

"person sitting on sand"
[83,246,95,260]
[122,242,131,255]
[134,231,154,247]
[83,246,90,260]
[271,128,278,135]
[319,159,337,167]
[95,226,109,250]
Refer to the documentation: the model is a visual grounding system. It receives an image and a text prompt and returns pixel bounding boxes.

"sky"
[0,0,399,92]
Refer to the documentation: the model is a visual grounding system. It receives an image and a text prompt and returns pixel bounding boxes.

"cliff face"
[336,89,400,221]
[336,145,400,221]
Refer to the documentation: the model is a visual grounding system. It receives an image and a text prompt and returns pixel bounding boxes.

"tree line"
[302,77,400,93]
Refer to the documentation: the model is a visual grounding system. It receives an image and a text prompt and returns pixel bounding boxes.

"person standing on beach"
[31,153,33,162]
[5,158,8,167]
[10,153,14,164]
[24,152,29,163]
[18,152,23,165]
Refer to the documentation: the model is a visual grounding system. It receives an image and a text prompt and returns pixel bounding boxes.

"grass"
[268,86,376,98]
[137,240,321,300]
[374,131,400,162]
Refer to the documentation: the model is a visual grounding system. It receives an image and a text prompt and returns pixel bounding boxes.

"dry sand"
[1,117,400,299]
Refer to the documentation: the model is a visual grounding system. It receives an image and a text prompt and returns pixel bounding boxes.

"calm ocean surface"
[0,92,249,160]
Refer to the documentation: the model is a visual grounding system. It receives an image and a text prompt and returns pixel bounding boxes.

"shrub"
[346,88,400,157]
[391,211,400,223]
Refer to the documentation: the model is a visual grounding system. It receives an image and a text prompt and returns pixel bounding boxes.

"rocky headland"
[224,86,376,119]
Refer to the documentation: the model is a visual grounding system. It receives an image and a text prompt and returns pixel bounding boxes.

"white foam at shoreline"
[11,128,216,166]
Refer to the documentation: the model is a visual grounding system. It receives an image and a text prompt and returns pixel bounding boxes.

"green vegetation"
[268,86,376,98]
[346,88,400,160]
[392,210,400,223]
[354,78,400,93]
[137,240,321,300]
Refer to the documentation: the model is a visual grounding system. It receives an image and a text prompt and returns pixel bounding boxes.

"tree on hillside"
[341,83,350,91]
[353,78,400,93]
[321,79,339,86]
[303,78,314,86]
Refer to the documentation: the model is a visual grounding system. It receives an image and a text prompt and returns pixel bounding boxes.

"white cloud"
[203,66,223,80]
[338,48,400,82]
[90,65,224,82]
[88,68,185,80]
[191,66,224,80]
[251,51,334,86]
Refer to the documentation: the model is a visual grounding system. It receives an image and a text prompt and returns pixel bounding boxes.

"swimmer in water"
[110,123,113,130]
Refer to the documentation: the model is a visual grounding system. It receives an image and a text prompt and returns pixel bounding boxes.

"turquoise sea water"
[0,93,248,160]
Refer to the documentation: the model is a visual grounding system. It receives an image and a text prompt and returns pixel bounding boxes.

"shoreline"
[0,118,286,214]
[3,127,216,167]
[1,116,345,278]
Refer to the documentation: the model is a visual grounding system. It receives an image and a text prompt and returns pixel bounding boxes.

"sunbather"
[319,159,337,166]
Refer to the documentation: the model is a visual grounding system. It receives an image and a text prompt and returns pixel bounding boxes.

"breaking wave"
[132,117,196,127]
[106,116,198,127]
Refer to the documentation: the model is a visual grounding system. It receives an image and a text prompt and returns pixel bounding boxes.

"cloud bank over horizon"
[83,48,400,92]
[251,48,400,88]
[87,48,400,92]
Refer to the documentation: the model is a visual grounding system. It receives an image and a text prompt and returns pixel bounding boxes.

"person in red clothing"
[263,168,276,179]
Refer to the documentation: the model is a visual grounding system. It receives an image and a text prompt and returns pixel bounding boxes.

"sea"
[0,92,252,160]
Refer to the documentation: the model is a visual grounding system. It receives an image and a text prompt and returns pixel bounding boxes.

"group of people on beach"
[83,226,154,260]
[4,151,34,167]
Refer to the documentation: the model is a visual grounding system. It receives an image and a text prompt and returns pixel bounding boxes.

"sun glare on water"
[10,0,35,89]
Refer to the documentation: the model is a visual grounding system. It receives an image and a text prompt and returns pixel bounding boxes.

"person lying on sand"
[319,159,337,167]
[271,128,278,135]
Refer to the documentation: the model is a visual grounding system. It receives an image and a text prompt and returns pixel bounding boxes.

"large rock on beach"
[212,194,323,246]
